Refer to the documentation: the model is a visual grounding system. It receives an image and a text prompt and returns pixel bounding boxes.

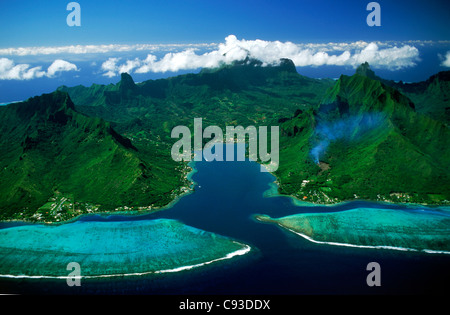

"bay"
[0,144,449,295]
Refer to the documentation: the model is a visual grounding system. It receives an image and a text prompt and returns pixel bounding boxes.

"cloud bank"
[0,43,216,56]
[441,51,450,67]
[0,35,426,79]
[0,58,78,80]
[100,35,420,77]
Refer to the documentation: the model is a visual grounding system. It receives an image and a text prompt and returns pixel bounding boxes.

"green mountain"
[1,60,333,221]
[275,67,450,204]
[355,62,450,125]
[389,71,450,126]
[0,91,187,221]
[58,59,334,137]
[1,59,449,221]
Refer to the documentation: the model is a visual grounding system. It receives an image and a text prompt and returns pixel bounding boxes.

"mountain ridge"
[0,91,187,221]
[353,62,450,125]
[275,64,450,204]
[58,58,334,138]
[1,59,449,220]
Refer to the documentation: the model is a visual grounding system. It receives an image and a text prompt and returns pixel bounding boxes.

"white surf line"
[0,243,251,280]
[0,101,22,106]
[156,243,251,274]
[281,225,450,255]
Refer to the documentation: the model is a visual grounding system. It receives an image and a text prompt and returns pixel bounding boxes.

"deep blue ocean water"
[0,144,449,295]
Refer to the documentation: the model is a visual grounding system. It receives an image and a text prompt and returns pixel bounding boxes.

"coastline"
[262,168,450,210]
[254,212,450,255]
[2,149,449,227]
[0,100,22,106]
[0,160,199,227]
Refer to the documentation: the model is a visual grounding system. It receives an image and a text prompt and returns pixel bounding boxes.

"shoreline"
[0,100,22,106]
[2,152,449,227]
[0,160,200,227]
[254,214,450,255]
[0,242,251,280]
[262,169,450,210]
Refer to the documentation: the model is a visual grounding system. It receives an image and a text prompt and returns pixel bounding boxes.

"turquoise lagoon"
[0,219,249,279]
[256,208,450,254]
[0,144,449,294]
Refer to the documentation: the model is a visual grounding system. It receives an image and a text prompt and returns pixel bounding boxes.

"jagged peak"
[427,70,450,83]
[120,72,135,83]
[21,91,75,114]
[201,57,297,74]
[355,62,379,80]
[118,72,137,91]
[278,58,297,73]
[319,67,417,118]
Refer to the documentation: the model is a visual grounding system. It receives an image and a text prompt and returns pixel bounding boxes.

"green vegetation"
[0,59,449,221]
[0,91,190,221]
[355,62,450,125]
[385,70,450,126]
[33,194,99,222]
[274,64,450,205]
[58,59,333,138]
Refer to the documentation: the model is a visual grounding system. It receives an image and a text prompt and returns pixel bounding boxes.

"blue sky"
[1,0,449,46]
[0,0,449,102]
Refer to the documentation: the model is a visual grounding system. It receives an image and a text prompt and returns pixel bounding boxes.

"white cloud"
[47,59,78,77]
[215,35,420,69]
[350,43,420,70]
[135,49,223,74]
[101,57,121,78]
[2,36,422,79]
[118,58,141,74]
[0,39,434,60]
[0,43,217,56]
[0,58,45,80]
[102,35,421,77]
[101,57,142,78]
[0,58,78,80]
[441,51,450,67]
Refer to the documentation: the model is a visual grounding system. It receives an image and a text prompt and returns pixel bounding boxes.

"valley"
[1,59,449,221]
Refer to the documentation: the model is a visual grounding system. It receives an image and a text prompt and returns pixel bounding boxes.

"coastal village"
[14,162,194,224]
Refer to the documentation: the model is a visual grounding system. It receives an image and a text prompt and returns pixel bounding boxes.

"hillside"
[356,62,450,125]
[389,71,450,126]
[1,60,449,221]
[0,91,187,221]
[275,67,450,204]
[58,59,334,138]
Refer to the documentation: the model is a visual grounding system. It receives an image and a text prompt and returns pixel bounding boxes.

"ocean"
[0,144,449,295]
